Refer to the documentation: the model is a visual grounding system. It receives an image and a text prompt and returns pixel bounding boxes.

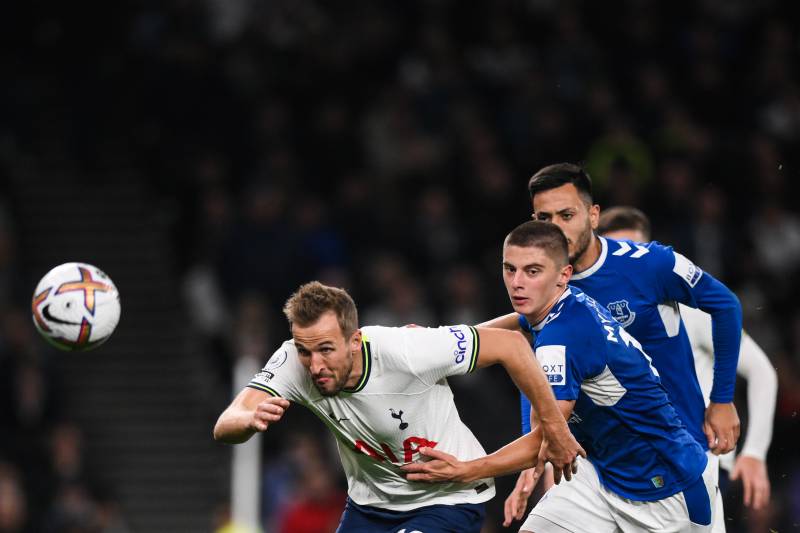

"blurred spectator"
[0,463,27,533]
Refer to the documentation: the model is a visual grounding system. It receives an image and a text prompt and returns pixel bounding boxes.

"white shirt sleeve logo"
[536,345,566,385]
[672,252,703,287]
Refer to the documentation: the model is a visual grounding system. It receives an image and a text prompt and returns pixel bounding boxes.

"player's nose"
[309,353,326,374]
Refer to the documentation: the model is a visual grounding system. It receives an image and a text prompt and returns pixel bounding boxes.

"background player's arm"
[213,387,290,444]
[475,328,585,475]
[658,249,742,453]
[730,331,777,509]
[403,400,576,483]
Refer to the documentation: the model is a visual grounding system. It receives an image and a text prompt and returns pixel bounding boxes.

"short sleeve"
[404,325,480,384]
[247,342,305,402]
[535,321,601,401]
[535,344,582,401]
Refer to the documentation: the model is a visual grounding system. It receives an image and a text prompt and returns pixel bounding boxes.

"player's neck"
[526,286,567,328]
[344,345,365,388]
[572,234,602,274]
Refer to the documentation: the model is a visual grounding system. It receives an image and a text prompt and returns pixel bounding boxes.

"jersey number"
[606,326,660,377]
[354,436,438,464]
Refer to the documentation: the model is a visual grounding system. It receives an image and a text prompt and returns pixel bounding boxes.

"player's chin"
[510,299,534,315]
[314,382,342,397]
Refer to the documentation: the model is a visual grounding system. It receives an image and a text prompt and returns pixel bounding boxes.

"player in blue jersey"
[495,163,742,525]
[403,221,716,532]
[598,206,777,532]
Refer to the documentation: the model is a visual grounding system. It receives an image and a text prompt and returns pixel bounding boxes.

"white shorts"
[520,455,719,533]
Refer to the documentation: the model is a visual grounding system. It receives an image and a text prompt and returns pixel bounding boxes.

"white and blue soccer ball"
[31,262,121,351]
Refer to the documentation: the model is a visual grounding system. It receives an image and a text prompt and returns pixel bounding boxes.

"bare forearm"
[213,407,257,444]
[461,429,543,482]
[504,345,563,429]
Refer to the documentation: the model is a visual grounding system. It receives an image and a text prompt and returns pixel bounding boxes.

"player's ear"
[557,264,573,286]
[589,204,600,230]
[349,329,362,351]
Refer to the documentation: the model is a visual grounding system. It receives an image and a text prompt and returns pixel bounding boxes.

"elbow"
[212,420,225,443]
[213,414,234,444]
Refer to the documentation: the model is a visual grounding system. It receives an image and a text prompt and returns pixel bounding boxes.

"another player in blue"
[496,164,742,524]
[403,221,716,532]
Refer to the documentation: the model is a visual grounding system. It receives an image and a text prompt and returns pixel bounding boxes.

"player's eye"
[526,269,538,276]
[535,213,550,221]
[503,265,515,273]
[561,213,573,221]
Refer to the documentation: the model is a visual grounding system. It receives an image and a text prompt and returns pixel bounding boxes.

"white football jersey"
[248,325,496,511]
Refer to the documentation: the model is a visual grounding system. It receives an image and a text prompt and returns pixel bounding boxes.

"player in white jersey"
[214,281,584,533]
[598,206,778,529]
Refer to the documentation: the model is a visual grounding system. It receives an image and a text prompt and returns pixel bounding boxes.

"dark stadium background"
[2,1,799,531]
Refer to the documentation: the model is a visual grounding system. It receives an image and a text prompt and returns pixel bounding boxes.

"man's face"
[292,311,361,396]
[502,243,571,319]
[531,184,599,265]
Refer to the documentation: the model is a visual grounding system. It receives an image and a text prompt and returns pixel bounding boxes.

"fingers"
[755,480,771,510]
[561,464,572,483]
[533,458,546,486]
[742,473,753,508]
[503,495,515,527]
[729,463,740,481]
[417,446,450,461]
[577,444,587,459]
[552,464,563,485]
[252,399,290,431]
[405,472,434,482]
[703,422,716,450]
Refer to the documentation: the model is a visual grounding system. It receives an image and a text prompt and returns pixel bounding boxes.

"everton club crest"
[607,300,636,327]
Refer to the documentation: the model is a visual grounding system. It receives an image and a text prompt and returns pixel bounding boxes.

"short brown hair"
[505,221,569,267]
[598,206,651,240]
[283,281,358,337]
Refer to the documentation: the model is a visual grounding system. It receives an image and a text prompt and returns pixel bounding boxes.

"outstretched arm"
[730,331,777,510]
[213,387,290,444]
[403,400,577,483]
[474,328,585,477]
[477,313,522,331]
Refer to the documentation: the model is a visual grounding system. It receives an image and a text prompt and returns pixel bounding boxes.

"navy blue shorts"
[335,497,485,533]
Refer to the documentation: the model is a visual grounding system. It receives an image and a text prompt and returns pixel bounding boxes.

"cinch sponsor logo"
[449,326,469,364]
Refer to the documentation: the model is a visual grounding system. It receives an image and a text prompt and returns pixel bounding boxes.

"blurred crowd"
[3,0,800,531]
[0,204,130,531]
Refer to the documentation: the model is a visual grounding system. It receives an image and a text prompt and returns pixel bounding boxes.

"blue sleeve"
[650,244,743,403]
[521,393,532,435]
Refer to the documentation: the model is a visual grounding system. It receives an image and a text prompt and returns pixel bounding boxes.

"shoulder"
[604,238,675,270]
[538,290,601,346]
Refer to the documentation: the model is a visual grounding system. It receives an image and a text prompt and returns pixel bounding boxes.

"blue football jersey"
[524,287,707,501]
[522,237,742,449]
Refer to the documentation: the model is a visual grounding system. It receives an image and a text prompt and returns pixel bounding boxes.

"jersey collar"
[530,287,572,332]
[342,336,372,393]
[571,236,607,281]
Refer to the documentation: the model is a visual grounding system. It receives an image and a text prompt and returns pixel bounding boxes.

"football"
[31,262,121,351]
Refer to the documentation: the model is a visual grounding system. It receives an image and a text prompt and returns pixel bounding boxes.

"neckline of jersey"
[571,236,608,281]
[343,337,372,393]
